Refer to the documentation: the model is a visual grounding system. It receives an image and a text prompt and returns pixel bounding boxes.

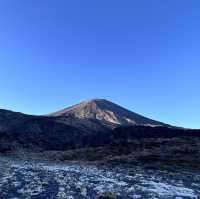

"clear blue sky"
[0,1,199,128]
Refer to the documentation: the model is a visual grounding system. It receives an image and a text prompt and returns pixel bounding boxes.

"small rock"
[97,192,117,199]
[80,187,87,197]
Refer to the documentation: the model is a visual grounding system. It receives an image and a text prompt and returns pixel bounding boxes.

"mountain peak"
[83,98,111,104]
[87,98,108,102]
[50,99,167,128]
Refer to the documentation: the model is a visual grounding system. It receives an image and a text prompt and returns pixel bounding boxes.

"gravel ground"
[0,156,199,199]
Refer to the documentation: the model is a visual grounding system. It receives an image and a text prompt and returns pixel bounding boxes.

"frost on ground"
[0,157,199,199]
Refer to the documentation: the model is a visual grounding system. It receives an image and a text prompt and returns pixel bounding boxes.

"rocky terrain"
[0,156,199,199]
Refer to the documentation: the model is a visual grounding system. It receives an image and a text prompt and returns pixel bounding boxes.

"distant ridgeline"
[0,99,199,152]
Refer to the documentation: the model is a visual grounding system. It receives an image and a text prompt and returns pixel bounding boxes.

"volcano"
[50,99,168,129]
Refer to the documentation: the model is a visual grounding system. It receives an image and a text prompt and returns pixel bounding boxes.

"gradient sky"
[0,1,199,128]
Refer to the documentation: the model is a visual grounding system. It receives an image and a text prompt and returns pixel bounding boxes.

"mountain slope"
[0,109,31,132]
[50,99,168,129]
[0,115,111,152]
[0,109,111,152]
